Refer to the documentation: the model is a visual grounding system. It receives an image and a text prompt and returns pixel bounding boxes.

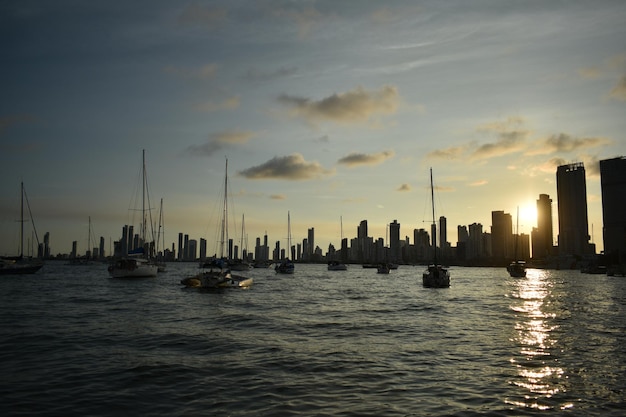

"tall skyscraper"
[533,194,554,260]
[491,211,512,259]
[600,157,626,265]
[389,220,400,262]
[307,227,315,259]
[439,216,447,249]
[556,162,593,256]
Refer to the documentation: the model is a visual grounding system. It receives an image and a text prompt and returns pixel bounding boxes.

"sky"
[1,0,625,257]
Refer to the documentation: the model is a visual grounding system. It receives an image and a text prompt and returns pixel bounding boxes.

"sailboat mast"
[219,158,229,259]
[287,211,291,258]
[430,168,438,265]
[142,149,146,246]
[88,216,91,259]
[20,181,24,258]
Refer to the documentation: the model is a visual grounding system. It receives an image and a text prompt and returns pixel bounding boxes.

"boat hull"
[108,258,158,278]
[0,259,44,275]
[181,271,253,289]
[422,265,450,288]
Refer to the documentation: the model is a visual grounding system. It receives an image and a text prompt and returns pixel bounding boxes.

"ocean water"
[0,262,624,416]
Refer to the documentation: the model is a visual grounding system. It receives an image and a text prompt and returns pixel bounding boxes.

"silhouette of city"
[37,158,626,273]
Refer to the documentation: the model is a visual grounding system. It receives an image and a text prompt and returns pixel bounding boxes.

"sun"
[517,203,537,233]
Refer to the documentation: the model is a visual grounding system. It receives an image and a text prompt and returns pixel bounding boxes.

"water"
[1,262,624,416]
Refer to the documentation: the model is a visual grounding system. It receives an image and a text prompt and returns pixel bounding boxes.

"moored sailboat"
[181,158,252,289]
[422,168,450,288]
[507,206,527,278]
[0,182,44,275]
[275,211,295,274]
[108,150,158,278]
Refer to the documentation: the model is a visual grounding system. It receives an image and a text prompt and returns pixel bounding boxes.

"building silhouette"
[491,210,513,260]
[600,156,626,266]
[532,194,554,260]
[556,162,593,257]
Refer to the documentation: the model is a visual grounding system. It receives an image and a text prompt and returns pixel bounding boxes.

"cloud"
[397,183,411,191]
[471,117,530,160]
[337,150,395,168]
[278,85,399,125]
[578,67,601,79]
[238,153,334,180]
[536,157,568,174]
[178,4,227,29]
[270,194,286,200]
[427,145,466,160]
[526,133,612,155]
[609,74,626,101]
[185,130,254,156]
[164,63,218,79]
[469,180,488,186]
[273,7,324,38]
[244,67,298,82]
[194,96,240,112]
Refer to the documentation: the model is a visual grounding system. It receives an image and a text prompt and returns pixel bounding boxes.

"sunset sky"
[1,1,625,257]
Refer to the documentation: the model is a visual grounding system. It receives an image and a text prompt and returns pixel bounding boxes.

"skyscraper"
[389,220,400,262]
[491,211,512,260]
[439,216,447,249]
[533,194,554,260]
[556,162,593,256]
[600,156,626,265]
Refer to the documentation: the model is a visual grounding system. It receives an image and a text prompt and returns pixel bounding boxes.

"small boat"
[377,262,391,274]
[108,255,158,278]
[507,260,527,278]
[182,159,252,289]
[275,258,295,274]
[422,168,450,288]
[507,207,526,278]
[276,211,295,274]
[0,182,43,275]
[108,150,157,278]
[181,263,253,289]
[328,260,347,271]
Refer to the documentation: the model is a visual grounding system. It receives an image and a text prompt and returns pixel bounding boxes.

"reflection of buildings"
[556,163,594,257]
[600,157,626,266]
[532,194,554,260]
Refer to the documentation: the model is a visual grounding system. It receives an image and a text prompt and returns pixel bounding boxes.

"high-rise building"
[307,227,314,259]
[439,216,447,249]
[556,162,593,256]
[357,220,368,262]
[600,156,626,265]
[389,220,400,262]
[533,194,554,260]
[178,233,183,261]
[491,211,512,259]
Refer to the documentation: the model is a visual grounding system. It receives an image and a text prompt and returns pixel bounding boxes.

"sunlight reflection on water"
[507,268,572,411]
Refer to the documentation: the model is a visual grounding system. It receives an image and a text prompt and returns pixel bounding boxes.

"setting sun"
[517,203,538,233]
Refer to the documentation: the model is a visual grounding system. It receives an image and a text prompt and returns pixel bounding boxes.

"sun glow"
[517,203,537,233]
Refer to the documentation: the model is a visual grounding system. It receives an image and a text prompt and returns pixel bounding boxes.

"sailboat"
[507,206,527,278]
[67,216,97,265]
[181,158,253,289]
[108,150,158,278]
[377,224,391,274]
[229,214,252,271]
[275,211,295,274]
[328,216,348,271]
[153,198,167,272]
[422,168,450,288]
[0,182,44,275]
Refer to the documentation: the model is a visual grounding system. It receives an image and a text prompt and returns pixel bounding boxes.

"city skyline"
[2,1,625,256]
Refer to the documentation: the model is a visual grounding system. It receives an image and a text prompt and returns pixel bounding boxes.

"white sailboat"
[0,182,44,275]
[108,150,158,278]
[275,211,295,274]
[181,158,252,289]
[422,168,450,288]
